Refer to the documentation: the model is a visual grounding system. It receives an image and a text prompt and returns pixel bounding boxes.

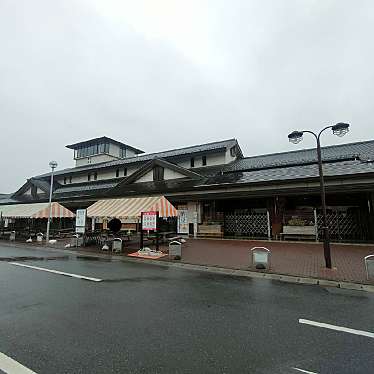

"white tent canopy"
[0,202,75,219]
[87,196,177,220]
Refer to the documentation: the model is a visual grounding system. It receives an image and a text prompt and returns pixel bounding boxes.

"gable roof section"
[115,159,203,187]
[11,178,52,199]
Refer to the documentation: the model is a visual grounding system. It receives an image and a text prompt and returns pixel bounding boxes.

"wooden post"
[266,210,271,240]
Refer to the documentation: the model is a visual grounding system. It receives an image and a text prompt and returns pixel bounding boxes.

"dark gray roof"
[66,136,144,154]
[54,181,117,194]
[224,139,374,172]
[36,138,240,178]
[204,160,374,186]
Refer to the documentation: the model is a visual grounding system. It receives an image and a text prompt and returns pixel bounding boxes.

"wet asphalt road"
[0,243,374,374]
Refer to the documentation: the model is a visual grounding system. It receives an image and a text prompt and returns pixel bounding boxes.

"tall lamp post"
[288,123,350,269]
[46,161,58,243]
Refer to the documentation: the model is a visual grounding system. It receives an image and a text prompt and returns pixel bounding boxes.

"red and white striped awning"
[0,202,75,219]
[87,196,177,219]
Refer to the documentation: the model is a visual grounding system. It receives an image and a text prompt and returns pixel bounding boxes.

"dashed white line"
[10,262,102,282]
[0,351,37,373]
[299,318,374,338]
[293,367,318,374]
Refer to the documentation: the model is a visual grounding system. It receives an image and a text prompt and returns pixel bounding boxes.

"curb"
[1,241,374,292]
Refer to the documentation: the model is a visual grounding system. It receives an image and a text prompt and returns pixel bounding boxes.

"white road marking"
[10,262,102,282]
[0,351,37,373]
[293,368,318,374]
[299,318,374,338]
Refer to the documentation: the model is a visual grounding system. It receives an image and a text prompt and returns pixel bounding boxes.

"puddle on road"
[0,255,69,262]
[76,255,113,262]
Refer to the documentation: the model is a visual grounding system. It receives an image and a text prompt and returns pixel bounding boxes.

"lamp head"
[288,130,304,144]
[332,122,350,137]
[49,161,58,169]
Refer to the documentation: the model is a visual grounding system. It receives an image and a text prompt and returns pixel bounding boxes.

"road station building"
[1,136,374,243]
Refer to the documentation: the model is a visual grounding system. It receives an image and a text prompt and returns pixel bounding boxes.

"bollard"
[169,241,182,259]
[364,254,374,280]
[112,238,123,253]
[250,247,271,270]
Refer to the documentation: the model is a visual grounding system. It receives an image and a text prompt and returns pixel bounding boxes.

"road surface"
[0,243,373,373]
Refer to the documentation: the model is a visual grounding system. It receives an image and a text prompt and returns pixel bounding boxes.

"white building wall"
[177,151,226,168]
[163,169,186,180]
[135,168,186,183]
[136,171,154,183]
[76,154,118,167]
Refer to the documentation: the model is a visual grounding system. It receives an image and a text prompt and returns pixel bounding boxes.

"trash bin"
[37,232,44,242]
[364,254,374,280]
[169,241,182,259]
[250,247,271,270]
[112,238,123,253]
[9,231,16,241]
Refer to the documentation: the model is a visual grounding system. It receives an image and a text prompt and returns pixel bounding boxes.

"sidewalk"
[178,239,374,284]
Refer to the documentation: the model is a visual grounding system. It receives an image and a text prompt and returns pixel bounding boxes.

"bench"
[197,224,223,239]
[279,225,317,241]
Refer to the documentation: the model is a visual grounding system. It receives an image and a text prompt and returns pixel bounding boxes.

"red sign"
[142,211,158,231]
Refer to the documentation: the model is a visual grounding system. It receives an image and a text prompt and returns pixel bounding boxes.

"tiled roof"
[36,139,239,178]
[204,160,374,186]
[224,140,374,172]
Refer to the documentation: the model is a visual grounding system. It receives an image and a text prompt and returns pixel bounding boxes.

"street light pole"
[46,161,58,243]
[316,133,331,268]
[288,123,350,269]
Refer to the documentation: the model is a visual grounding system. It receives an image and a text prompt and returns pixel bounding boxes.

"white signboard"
[177,209,189,234]
[142,211,157,231]
[76,209,86,233]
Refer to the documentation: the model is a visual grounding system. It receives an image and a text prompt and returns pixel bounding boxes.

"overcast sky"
[1,0,373,193]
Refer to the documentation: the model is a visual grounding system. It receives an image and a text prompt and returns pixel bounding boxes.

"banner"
[177,209,189,234]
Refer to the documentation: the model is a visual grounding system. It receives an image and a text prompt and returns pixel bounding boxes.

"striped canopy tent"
[87,196,177,220]
[0,202,75,219]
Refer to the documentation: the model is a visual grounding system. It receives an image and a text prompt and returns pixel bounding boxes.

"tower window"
[69,176,72,184]
[64,177,67,184]
[190,157,195,167]
[124,168,127,177]
[88,173,91,181]
[202,156,207,166]
[115,169,120,178]
[94,172,98,181]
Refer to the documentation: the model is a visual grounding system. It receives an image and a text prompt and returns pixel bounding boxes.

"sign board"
[76,226,85,234]
[177,209,189,234]
[142,211,158,231]
[76,209,86,227]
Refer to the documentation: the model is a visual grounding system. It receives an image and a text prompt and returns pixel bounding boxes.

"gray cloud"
[1,0,373,192]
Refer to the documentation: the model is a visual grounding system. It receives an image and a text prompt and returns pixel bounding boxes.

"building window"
[94,172,98,181]
[69,176,72,184]
[153,166,164,181]
[115,169,120,178]
[202,155,207,166]
[190,157,195,167]
[88,173,91,181]
[124,168,127,177]
[120,147,127,158]
[64,177,67,185]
